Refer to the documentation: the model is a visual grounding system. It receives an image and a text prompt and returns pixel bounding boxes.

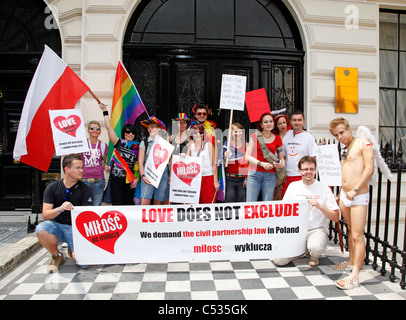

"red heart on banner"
[152,144,169,169]
[75,210,127,254]
[173,161,201,186]
[53,115,81,137]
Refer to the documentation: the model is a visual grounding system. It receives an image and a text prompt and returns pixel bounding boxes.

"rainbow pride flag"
[108,61,146,160]
[111,149,135,184]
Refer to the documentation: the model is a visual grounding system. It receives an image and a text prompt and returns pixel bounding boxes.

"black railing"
[328,140,405,290]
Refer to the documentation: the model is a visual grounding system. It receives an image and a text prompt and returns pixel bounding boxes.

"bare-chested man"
[329,118,374,290]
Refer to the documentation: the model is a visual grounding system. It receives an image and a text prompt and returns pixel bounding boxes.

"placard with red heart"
[75,210,127,254]
[152,143,169,169]
[53,115,81,137]
[173,161,201,186]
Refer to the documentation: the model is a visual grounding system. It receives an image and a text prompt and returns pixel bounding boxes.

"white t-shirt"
[283,180,338,232]
[282,130,317,177]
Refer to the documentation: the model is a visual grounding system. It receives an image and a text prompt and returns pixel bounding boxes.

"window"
[379,10,406,164]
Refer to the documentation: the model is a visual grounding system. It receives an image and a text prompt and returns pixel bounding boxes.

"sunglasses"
[192,130,204,135]
[341,149,347,161]
[125,130,135,135]
[89,127,101,131]
[196,112,207,116]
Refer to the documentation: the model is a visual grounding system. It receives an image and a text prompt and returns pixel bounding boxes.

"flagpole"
[88,89,102,105]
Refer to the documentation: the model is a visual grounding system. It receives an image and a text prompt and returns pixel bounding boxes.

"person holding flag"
[100,103,140,205]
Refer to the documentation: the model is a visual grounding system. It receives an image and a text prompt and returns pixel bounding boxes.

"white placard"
[49,109,89,156]
[316,144,342,186]
[219,74,247,111]
[144,136,175,188]
[170,155,202,204]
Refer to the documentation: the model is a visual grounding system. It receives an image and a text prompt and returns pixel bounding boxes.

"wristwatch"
[353,187,359,193]
[257,161,262,167]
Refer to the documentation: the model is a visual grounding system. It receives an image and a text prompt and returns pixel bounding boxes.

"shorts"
[36,220,74,251]
[340,189,370,207]
[141,166,169,201]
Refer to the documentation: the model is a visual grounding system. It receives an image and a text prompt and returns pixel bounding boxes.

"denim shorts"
[141,166,169,201]
[36,220,74,251]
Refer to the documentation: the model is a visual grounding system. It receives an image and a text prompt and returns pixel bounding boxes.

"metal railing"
[328,140,405,290]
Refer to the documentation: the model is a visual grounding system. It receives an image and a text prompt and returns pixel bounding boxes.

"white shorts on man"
[274,179,339,266]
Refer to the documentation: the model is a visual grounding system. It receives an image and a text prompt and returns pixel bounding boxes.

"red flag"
[13,45,89,172]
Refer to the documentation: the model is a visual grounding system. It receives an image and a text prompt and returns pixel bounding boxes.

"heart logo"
[53,115,81,137]
[173,161,201,186]
[76,210,127,254]
[152,144,169,169]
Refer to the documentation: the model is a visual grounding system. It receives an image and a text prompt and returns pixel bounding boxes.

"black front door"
[0,54,36,210]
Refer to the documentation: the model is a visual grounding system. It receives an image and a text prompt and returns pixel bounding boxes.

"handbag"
[256,131,287,187]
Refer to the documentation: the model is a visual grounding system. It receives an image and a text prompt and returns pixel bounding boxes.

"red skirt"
[199,175,216,204]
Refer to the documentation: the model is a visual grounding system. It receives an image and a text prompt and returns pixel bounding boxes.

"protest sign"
[49,109,89,155]
[219,74,247,111]
[144,135,174,188]
[170,155,202,204]
[316,144,342,186]
[245,88,271,123]
[71,200,310,265]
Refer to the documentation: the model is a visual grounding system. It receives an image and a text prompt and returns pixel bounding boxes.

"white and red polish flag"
[13,45,90,172]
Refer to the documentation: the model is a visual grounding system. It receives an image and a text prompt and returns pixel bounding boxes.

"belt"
[226,173,245,178]
[82,178,103,183]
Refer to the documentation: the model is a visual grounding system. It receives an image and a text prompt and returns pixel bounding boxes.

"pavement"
[0,210,405,301]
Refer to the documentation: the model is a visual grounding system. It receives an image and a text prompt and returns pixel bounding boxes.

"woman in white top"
[187,122,219,203]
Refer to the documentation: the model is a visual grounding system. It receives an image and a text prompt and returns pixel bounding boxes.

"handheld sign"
[49,109,89,155]
[245,88,271,123]
[219,74,247,111]
[144,135,174,188]
[316,144,342,186]
[170,155,202,204]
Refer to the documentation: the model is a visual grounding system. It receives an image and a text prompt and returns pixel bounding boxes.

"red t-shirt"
[249,133,282,173]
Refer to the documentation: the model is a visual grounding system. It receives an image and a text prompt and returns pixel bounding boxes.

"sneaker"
[47,252,64,274]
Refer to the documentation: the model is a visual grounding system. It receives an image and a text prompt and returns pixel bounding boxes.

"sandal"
[335,276,359,290]
[333,261,353,271]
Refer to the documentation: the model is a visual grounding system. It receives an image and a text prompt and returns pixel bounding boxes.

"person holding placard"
[139,116,169,205]
[245,113,285,202]
[36,154,93,273]
[80,121,108,206]
[282,110,317,197]
[223,122,248,202]
[273,156,339,267]
[100,103,140,205]
[187,122,219,203]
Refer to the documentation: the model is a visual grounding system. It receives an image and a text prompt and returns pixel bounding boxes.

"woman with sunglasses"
[187,122,219,203]
[100,103,140,205]
[80,121,108,206]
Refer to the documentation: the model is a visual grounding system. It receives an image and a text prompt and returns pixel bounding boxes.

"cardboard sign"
[170,155,202,204]
[219,74,247,111]
[316,144,342,186]
[144,136,175,188]
[72,200,310,265]
[49,109,89,156]
[245,88,271,122]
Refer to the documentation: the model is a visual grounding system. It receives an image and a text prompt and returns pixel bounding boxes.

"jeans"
[246,170,276,202]
[82,178,105,206]
[225,175,246,202]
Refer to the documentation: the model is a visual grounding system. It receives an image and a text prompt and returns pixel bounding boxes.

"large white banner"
[71,200,310,265]
[49,109,89,156]
[169,155,202,204]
